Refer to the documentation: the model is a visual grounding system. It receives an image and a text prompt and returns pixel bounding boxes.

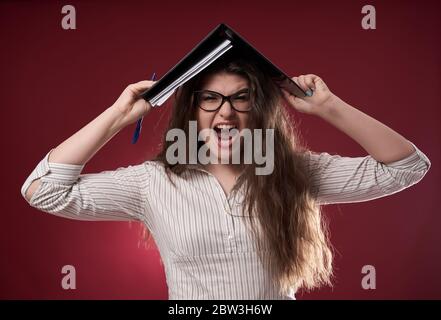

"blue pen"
[132,72,157,144]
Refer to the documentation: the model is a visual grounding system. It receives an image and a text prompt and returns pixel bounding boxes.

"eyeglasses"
[193,88,252,112]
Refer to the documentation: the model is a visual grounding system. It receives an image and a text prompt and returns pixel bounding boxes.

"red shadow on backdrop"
[1,0,439,299]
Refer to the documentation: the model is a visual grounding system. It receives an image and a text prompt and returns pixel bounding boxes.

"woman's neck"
[203,163,244,196]
[204,163,244,176]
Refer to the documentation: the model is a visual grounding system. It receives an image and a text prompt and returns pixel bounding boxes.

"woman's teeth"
[213,124,238,142]
[216,124,236,130]
[215,125,237,140]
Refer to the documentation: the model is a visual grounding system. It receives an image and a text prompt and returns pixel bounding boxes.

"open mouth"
[213,124,239,148]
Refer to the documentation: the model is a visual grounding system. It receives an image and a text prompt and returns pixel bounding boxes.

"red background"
[1,0,439,299]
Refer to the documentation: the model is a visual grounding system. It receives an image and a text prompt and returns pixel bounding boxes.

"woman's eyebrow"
[234,87,249,93]
[227,87,250,95]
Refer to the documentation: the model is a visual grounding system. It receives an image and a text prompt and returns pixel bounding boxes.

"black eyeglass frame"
[193,88,252,112]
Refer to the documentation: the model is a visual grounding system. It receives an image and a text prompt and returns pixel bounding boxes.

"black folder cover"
[141,23,307,105]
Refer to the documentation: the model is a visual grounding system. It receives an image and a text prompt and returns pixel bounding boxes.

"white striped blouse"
[20,140,431,299]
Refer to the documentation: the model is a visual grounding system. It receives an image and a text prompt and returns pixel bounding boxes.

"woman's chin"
[209,145,242,164]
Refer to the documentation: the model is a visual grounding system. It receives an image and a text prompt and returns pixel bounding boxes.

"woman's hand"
[282,74,337,116]
[111,80,157,127]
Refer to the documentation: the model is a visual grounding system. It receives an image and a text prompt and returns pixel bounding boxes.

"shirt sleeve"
[20,148,154,227]
[304,140,431,205]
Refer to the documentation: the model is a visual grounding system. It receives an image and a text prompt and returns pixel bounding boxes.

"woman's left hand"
[282,74,337,116]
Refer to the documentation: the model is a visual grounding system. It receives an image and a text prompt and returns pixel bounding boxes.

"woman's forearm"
[25,105,128,202]
[24,80,155,202]
[48,105,127,165]
[317,95,416,164]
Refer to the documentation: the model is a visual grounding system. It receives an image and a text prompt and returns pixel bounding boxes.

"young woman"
[21,55,431,300]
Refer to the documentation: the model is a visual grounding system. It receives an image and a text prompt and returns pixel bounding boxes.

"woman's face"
[195,71,251,162]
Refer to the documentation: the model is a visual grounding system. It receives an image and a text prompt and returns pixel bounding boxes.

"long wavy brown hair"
[141,52,333,295]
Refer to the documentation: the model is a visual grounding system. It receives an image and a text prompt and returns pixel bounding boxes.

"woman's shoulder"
[139,160,193,187]
[140,159,168,173]
[140,159,186,178]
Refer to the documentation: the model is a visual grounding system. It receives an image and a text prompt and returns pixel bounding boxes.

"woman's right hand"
[112,80,157,127]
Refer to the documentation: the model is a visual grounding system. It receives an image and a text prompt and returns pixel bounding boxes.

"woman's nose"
[218,99,235,118]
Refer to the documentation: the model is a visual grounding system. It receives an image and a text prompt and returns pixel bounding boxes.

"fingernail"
[305,89,313,97]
